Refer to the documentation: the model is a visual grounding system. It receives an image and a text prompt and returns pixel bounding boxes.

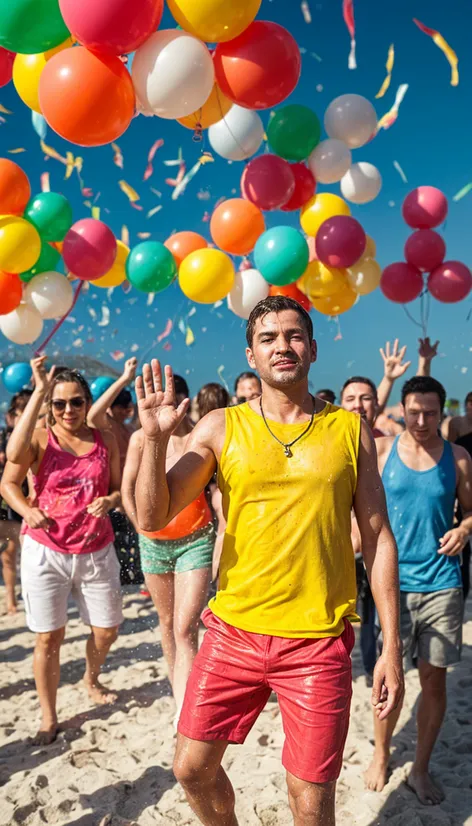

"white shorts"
[21,536,123,633]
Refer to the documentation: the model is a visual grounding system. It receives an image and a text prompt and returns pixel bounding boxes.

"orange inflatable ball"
[178,83,232,130]
[269,283,311,313]
[210,198,265,256]
[0,271,23,315]
[164,231,208,269]
[0,159,31,216]
[311,284,357,316]
[39,47,136,147]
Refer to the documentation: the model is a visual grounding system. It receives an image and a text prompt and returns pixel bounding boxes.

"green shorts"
[139,524,215,575]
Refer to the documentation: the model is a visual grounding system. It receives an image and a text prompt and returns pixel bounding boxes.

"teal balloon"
[267,105,321,162]
[254,226,309,287]
[126,242,177,294]
[0,0,70,54]
[25,192,73,243]
[20,240,60,283]
[90,376,115,402]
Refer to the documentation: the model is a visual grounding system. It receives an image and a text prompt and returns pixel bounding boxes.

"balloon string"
[214,87,253,158]
[401,304,423,330]
[33,281,84,356]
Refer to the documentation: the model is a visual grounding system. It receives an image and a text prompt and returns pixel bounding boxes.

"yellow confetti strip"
[91,206,100,220]
[8,148,26,154]
[119,179,140,202]
[377,83,408,131]
[0,104,12,114]
[413,19,458,86]
[185,325,195,346]
[121,225,130,246]
[375,44,395,98]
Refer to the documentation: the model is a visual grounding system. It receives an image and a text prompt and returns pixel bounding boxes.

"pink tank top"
[24,429,114,555]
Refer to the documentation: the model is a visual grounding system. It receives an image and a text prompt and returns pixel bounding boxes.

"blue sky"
[0,0,471,405]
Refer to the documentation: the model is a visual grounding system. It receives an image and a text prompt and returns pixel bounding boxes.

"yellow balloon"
[179,248,235,303]
[364,235,376,258]
[13,38,73,113]
[346,257,381,296]
[300,193,351,237]
[299,260,348,299]
[93,241,130,289]
[167,0,261,43]
[0,215,41,274]
[178,84,233,130]
[311,284,357,316]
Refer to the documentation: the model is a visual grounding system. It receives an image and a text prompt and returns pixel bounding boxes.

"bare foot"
[7,602,18,615]
[31,724,58,747]
[406,769,444,805]
[364,752,390,792]
[84,679,118,705]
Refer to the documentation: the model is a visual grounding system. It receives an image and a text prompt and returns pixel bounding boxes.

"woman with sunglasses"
[1,356,122,745]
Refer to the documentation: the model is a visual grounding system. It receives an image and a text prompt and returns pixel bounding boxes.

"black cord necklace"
[259,396,316,458]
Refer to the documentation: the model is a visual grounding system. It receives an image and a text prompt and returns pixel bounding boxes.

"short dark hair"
[234,371,260,392]
[401,376,446,411]
[341,376,377,400]
[48,368,92,426]
[111,389,132,408]
[197,383,230,419]
[246,296,313,348]
[316,389,336,404]
[8,389,33,417]
[465,392,472,405]
[174,374,189,399]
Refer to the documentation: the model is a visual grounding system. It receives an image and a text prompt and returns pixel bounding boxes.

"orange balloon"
[311,284,357,316]
[39,46,136,147]
[0,271,23,315]
[269,283,311,312]
[178,83,233,130]
[164,231,208,268]
[0,159,31,216]
[210,198,265,256]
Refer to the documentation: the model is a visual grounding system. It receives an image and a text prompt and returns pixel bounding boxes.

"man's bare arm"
[438,446,472,555]
[121,430,142,530]
[87,358,137,430]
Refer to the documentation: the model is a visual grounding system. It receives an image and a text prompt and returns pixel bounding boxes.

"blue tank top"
[382,436,461,593]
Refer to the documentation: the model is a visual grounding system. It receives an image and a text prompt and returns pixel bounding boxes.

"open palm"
[136,360,189,440]
[380,339,411,380]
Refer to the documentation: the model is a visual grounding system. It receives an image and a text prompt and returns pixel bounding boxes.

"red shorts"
[178,609,354,783]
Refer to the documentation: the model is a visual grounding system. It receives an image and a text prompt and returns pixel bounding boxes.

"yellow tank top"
[209,402,361,638]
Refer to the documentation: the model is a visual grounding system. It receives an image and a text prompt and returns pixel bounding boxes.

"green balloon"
[267,105,321,162]
[126,242,177,294]
[25,192,73,243]
[20,240,60,283]
[0,0,70,54]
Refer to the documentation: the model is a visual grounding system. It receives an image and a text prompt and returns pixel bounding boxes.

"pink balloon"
[281,163,316,212]
[428,261,472,303]
[315,215,366,269]
[402,186,448,230]
[307,236,317,262]
[381,262,423,304]
[241,155,295,211]
[0,47,15,88]
[63,219,117,281]
[404,229,446,273]
[59,0,164,55]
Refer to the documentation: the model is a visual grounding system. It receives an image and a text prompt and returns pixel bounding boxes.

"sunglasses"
[51,397,86,412]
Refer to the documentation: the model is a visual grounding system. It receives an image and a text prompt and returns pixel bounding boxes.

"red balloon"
[381,262,423,304]
[281,163,316,212]
[241,154,295,211]
[63,219,117,281]
[59,0,164,56]
[428,261,472,303]
[315,216,366,269]
[402,186,448,229]
[269,282,311,312]
[404,229,446,273]
[0,47,15,88]
[214,21,301,110]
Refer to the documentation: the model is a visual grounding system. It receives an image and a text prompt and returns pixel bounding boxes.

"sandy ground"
[1,587,472,826]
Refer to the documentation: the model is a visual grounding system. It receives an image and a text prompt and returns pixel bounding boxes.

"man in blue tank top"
[365,376,472,805]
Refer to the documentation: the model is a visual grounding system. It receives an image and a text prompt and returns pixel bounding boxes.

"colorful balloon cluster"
[381,187,472,305]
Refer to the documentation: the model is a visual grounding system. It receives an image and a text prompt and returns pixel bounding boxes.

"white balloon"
[209,105,264,161]
[308,139,351,184]
[0,304,43,345]
[24,271,74,320]
[228,269,269,319]
[324,94,377,149]
[341,162,382,204]
[132,30,215,120]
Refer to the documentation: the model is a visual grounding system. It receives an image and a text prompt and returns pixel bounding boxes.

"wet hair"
[174,374,189,399]
[465,391,472,406]
[47,368,92,426]
[234,371,260,393]
[316,389,336,404]
[246,296,313,348]
[197,383,230,419]
[401,376,446,412]
[111,389,132,408]
[341,376,377,400]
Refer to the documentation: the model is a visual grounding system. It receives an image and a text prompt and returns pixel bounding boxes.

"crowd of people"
[1,294,471,825]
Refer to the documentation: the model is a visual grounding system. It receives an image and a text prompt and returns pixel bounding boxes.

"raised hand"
[30,356,55,396]
[418,337,439,362]
[135,360,189,441]
[123,357,138,384]
[380,339,411,381]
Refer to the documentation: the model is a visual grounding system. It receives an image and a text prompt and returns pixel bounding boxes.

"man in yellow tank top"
[135,296,403,826]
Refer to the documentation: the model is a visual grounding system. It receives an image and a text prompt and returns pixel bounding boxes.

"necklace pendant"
[284,445,293,458]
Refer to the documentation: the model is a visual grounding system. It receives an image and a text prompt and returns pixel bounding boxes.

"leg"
[173,566,211,716]
[83,625,119,704]
[287,773,336,826]
[145,572,176,685]
[174,734,238,826]
[32,627,65,745]
[364,700,403,791]
[0,520,20,613]
[407,659,446,805]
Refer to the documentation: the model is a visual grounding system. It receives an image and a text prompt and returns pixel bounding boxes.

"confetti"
[130,343,139,352]
[0,104,12,114]
[31,111,47,140]
[301,1,311,23]
[413,18,458,86]
[376,44,395,98]
[72,338,83,348]
[119,179,142,208]
[91,205,100,220]
[137,232,151,239]
[147,205,163,219]
[8,147,26,154]
[197,189,211,201]
[150,188,162,198]
[188,307,196,318]
[163,148,184,167]
[178,318,186,336]
[111,142,123,168]
[157,318,173,342]
[163,342,172,352]
[343,0,356,69]
[121,225,130,246]
[377,83,408,131]
[147,293,155,306]
[185,325,195,346]
[40,172,50,192]
[88,308,97,321]
[143,138,164,181]
[110,350,125,361]
[217,365,229,391]
[97,306,110,327]
[393,160,408,183]
[453,183,472,202]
